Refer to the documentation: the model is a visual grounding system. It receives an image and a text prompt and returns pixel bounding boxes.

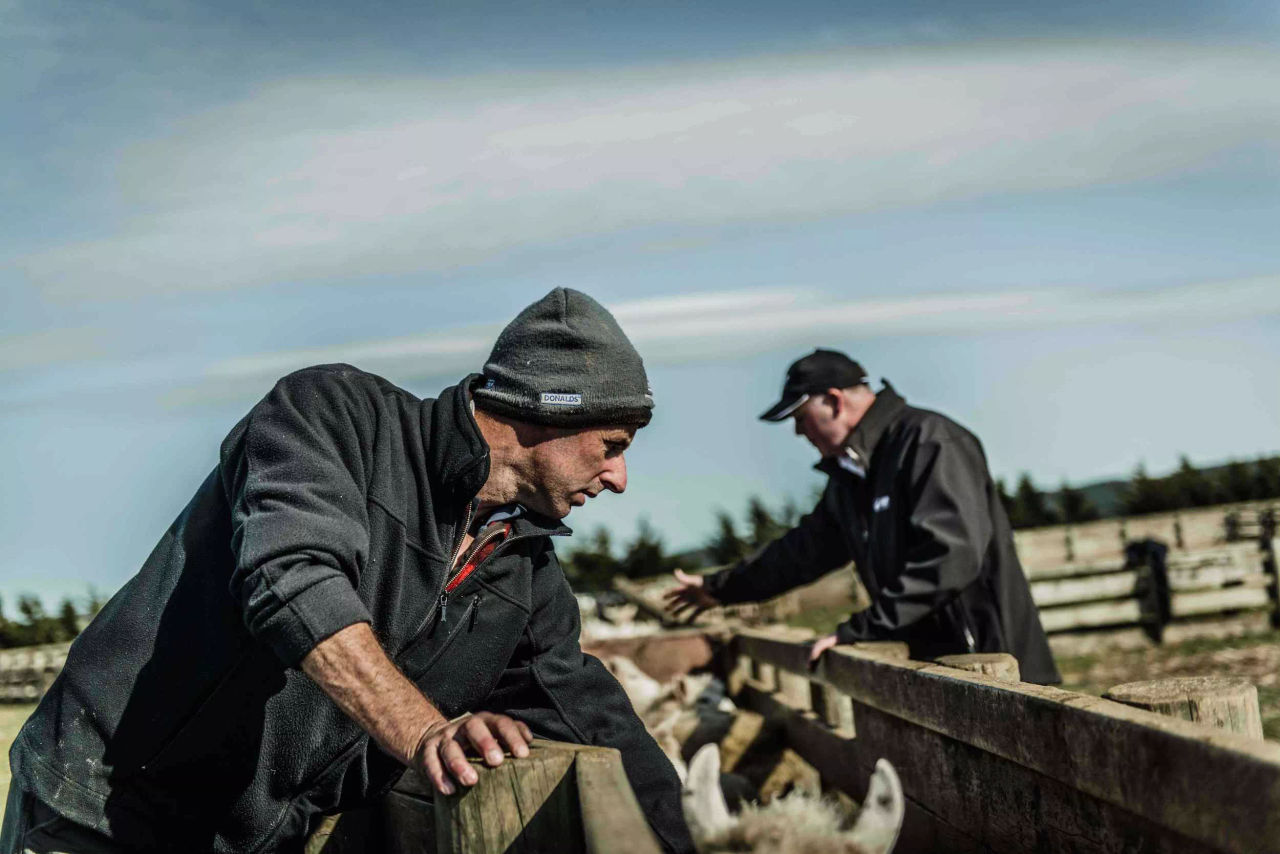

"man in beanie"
[4,289,694,853]
[665,349,1059,685]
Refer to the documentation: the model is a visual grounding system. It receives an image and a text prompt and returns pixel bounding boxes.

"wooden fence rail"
[307,740,662,854]
[1030,540,1280,638]
[730,628,1280,854]
[0,642,71,702]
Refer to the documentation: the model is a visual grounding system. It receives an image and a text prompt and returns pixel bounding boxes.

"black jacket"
[705,383,1059,685]
[10,365,693,853]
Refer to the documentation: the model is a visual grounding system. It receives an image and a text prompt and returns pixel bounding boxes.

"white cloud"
[177,274,1280,395]
[4,275,1278,410]
[17,42,1280,297]
[0,327,105,372]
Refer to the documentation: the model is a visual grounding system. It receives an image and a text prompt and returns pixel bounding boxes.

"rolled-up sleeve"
[222,367,375,666]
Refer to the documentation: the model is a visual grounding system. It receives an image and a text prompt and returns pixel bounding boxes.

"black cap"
[759,349,868,422]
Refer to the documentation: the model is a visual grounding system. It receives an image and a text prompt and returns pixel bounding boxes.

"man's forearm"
[301,621,446,765]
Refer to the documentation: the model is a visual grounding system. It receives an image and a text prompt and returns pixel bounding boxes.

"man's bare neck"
[473,408,523,510]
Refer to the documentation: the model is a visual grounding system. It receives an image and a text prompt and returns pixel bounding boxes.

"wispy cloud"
[152,274,1280,405]
[18,42,1280,298]
[0,327,106,372]
[5,275,1277,409]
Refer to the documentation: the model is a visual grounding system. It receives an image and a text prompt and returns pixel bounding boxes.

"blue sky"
[3,0,1279,607]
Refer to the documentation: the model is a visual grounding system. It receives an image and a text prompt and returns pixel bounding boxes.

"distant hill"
[1074,477,1128,518]
[1054,457,1278,520]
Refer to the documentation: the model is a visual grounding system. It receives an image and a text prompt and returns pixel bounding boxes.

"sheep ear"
[683,744,733,840]
[849,758,904,854]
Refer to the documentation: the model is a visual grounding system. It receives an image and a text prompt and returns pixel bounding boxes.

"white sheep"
[682,743,903,854]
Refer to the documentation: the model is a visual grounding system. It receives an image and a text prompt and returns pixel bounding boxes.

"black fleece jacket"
[10,365,694,853]
[704,383,1059,685]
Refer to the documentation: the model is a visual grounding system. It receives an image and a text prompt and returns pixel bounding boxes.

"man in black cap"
[665,348,1059,685]
[4,289,695,853]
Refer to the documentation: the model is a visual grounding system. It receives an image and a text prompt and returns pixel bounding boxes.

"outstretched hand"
[807,633,838,667]
[662,568,721,623]
[411,711,533,795]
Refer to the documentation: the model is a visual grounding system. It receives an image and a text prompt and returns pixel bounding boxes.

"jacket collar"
[427,374,571,538]
[425,373,492,504]
[815,381,906,477]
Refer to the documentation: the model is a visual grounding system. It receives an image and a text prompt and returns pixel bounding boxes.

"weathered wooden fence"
[1012,503,1277,570]
[1029,539,1280,639]
[0,642,70,702]
[728,627,1280,854]
[307,740,662,854]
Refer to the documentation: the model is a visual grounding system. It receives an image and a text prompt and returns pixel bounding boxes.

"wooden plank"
[1032,571,1138,607]
[1025,558,1128,582]
[1166,543,1260,571]
[738,683,1210,854]
[1172,586,1272,617]
[612,577,682,625]
[805,640,1280,854]
[432,741,582,854]
[576,747,663,854]
[1038,599,1142,633]
[1168,564,1267,592]
[934,653,1020,682]
[732,633,907,684]
[849,701,1217,854]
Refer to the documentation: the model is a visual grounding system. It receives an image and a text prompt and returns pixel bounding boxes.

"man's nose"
[600,455,627,494]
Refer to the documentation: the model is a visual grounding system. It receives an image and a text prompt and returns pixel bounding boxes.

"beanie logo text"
[539,392,583,406]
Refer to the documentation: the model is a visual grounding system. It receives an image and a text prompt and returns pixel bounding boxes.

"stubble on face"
[518,425,634,519]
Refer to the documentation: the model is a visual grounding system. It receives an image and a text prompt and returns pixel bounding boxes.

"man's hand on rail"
[663,569,721,622]
[412,711,534,795]
[807,633,838,668]
[299,624,532,797]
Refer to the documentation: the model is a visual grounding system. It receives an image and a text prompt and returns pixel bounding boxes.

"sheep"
[601,652,904,852]
[683,743,903,854]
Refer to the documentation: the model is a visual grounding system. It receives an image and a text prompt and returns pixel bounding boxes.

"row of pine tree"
[562,454,1280,591]
[5,456,1277,619]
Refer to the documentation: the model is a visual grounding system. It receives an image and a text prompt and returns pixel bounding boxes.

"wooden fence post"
[1104,676,1265,741]
[810,682,854,734]
[727,653,752,696]
[1266,536,1280,630]
[934,653,1021,682]
[778,670,811,711]
[754,660,777,692]
[433,743,581,854]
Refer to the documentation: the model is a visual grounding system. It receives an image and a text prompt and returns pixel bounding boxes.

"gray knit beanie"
[473,288,654,427]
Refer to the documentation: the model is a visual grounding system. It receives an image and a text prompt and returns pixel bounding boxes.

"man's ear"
[824,387,846,418]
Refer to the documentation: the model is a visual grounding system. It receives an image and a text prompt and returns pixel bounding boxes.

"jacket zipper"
[401,530,540,652]
[439,501,478,625]
[441,521,510,622]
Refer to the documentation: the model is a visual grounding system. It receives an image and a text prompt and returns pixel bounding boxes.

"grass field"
[0,704,36,804]
[1057,629,1280,741]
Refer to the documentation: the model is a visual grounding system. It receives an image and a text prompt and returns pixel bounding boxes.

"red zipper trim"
[445,521,512,593]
